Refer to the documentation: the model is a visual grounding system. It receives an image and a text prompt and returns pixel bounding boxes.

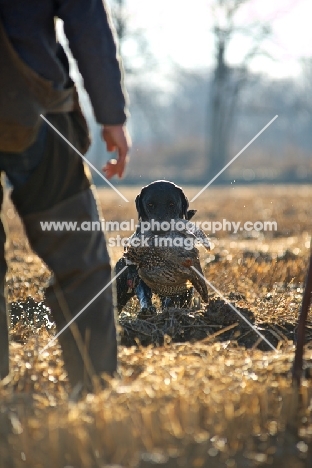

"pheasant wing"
[188,256,209,303]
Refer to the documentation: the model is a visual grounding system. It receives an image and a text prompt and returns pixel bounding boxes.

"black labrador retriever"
[115,180,202,314]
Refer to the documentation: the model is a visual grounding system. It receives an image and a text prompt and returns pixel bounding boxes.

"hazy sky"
[114,0,312,79]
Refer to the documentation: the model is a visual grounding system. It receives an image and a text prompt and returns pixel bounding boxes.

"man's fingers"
[101,125,131,179]
[103,158,125,179]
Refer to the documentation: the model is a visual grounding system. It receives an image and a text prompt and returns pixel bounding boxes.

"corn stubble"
[1,185,312,468]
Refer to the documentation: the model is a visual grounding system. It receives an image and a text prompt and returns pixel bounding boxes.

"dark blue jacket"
[0,0,127,125]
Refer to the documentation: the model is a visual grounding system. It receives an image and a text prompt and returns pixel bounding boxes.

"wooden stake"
[292,249,312,387]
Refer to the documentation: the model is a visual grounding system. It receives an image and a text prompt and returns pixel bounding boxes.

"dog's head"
[135,180,196,222]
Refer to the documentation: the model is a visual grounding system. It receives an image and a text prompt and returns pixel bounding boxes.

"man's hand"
[102,125,131,179]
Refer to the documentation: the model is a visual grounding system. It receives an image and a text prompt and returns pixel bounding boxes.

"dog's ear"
[135,192,146,220]
[175,186,189,219]
[186,209,197,220]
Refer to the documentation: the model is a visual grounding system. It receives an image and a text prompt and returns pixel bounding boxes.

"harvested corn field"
[1,185,312,467]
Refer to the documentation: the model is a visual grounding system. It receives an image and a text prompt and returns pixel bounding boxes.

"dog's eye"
[148,203,154,208]
[169,202,175,207]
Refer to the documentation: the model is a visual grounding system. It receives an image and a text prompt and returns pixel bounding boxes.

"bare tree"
[207,0,271,179]
[109,0,155,74]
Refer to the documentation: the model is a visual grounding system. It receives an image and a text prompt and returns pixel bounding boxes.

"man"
[0,0,131,391]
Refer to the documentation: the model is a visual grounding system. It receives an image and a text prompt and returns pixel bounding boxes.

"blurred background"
[59,0,312,186]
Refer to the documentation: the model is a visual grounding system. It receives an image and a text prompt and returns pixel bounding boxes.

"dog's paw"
[137,306,157,318]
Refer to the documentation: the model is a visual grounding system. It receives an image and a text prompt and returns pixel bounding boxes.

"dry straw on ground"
[1,186,312,467]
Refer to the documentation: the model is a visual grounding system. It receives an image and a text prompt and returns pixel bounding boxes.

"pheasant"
[124,221,209,304]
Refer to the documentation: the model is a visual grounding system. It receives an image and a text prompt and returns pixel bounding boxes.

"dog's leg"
[115,258,136,314]
[161,287,194,310]
[179,287,194,308]
[136,280,156,315]
[161,296,174,309]
[161,295,185,309]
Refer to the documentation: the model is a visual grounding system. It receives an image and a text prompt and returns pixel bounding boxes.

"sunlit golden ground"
[1,185,312,467]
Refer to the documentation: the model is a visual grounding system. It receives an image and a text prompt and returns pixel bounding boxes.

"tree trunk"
[206,39,230,181]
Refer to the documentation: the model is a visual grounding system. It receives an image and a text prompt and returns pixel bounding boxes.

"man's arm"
[102,125,131,179]
[56,0,131,177]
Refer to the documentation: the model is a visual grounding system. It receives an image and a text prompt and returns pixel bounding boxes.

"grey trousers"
[0,113,118,389]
